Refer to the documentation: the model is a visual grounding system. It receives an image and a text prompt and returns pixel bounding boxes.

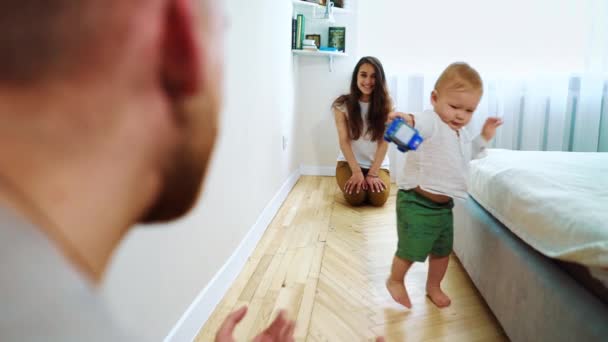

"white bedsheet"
[469,149,608,268]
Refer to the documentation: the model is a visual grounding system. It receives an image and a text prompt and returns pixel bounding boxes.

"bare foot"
[426,286,451,308]
[386,279,412,308]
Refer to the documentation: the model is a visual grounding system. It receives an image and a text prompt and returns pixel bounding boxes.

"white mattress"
[468,149,608,268]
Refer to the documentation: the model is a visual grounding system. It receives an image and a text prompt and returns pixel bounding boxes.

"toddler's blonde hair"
[434,62,483,94]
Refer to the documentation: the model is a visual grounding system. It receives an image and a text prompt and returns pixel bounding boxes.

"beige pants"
[335,161,390,207]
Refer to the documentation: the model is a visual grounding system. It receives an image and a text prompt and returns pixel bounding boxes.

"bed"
[453,149,608,342]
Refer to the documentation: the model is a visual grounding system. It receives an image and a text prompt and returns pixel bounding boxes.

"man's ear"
[162,0,202,97]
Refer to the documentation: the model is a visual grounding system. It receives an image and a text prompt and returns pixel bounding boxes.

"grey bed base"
[453,197,608,342]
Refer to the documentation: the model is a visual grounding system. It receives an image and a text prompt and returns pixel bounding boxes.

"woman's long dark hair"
[332,56,392,142]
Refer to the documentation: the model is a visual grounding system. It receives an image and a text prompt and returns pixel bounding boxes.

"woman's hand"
[365,174,386,193]
[387,112,414,126]
[345,170,367,195]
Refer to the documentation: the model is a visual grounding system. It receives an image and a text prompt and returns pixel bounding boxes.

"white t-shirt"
[335,101,390,169]
[397,109,488,199]
[0,205,138,341]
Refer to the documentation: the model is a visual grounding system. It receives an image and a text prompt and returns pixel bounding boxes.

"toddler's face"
[431,88,482,131]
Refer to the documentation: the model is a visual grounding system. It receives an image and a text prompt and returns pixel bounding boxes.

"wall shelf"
[291,0,351,72]
[292,50,348,72]
[292,0,350,15]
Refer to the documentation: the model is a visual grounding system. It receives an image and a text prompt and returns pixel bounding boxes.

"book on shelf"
[295,14,305,50]
[303,39,316,46]
[305,34,321,48]
[300,38,318,52]
[291,18,297,49]
[332,0,344,8]
[328,26,345,52]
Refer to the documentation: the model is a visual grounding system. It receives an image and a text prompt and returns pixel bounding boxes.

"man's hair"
[434,62,483,94]
[0,1,107,84]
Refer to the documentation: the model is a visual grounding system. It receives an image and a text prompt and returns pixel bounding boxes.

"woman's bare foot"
[386,279,412,308]
[426,286,451,308]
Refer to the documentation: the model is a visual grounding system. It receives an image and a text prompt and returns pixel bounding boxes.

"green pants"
[395,189,454,262]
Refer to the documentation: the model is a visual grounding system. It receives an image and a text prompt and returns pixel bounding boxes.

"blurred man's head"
[0,0,224,223]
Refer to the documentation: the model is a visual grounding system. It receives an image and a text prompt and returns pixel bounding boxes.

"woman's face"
[357,63,376,99]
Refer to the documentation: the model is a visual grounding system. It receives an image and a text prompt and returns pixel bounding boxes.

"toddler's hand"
[481,117,503,141]
[387,112,414,127]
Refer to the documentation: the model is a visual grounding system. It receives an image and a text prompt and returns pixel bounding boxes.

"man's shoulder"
[0,206,133,341]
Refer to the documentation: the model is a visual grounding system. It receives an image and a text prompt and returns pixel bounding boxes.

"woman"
[333,56,393,206]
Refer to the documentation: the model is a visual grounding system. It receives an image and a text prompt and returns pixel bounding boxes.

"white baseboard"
[299,165,336,176]
[164,169,301,342]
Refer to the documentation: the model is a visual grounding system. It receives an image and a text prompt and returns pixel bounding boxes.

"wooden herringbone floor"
[196,176,508,341]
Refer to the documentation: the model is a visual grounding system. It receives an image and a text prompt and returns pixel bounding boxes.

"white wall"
[357,0,592,77]
[100,1,297,340]
[295,0,361,170]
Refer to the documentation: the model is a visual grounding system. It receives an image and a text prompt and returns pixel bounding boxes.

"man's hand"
[216,307,295,342]
[216,306,248,342]
[481,117,503,141]
[252,310,295,342]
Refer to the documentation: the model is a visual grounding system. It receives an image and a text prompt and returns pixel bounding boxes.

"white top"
[0,205,138,341]
[398,109,487,199]
[469,149,608,268]
[336,101,390,169]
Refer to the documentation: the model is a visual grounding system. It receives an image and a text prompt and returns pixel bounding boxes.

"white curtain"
[388,74,606,152]
[358,0,608,179]
[387,73,608,181]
